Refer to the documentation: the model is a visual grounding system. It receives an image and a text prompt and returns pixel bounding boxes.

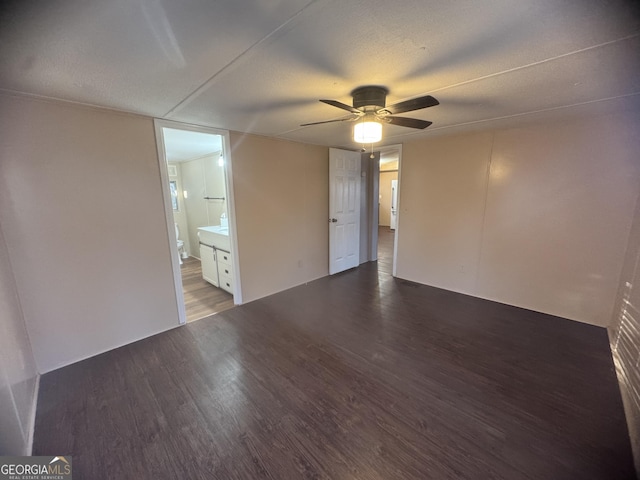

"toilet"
[175,223,186,264]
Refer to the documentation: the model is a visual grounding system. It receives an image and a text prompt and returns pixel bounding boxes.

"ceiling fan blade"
[384,95,439,115]
[385,116,433,129]
[320,99,361,114]
[300,117,355,127]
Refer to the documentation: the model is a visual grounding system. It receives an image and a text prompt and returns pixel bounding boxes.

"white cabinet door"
[200,244,219,287]
[329,148,361,275]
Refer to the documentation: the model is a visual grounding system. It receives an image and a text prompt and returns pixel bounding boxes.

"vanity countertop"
[198,225,230,250]
[198,225,228,235]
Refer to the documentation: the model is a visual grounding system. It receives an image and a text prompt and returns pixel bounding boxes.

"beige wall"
[609,192,640,472]
[0,94,180,372]
[0,223,38,455]
[397,112,640,326]
[379,171,398,227]
[381,160,398,171]
[229,132,329,303]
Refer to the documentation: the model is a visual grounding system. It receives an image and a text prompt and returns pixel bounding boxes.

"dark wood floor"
[33,263,635,479]
[377,225,394,275]
[181,256,234,322]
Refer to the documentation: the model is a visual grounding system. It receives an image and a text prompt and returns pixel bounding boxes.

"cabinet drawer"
[217,250,232,266]
[219,273,234,294]
[218,264,233,277]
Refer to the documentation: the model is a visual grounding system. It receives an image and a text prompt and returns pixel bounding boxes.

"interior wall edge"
[235,274,330,308]
[0,219,39,455]
[0,89,152,123]
[38,323,182,375]
[472,130,496,294]
[607,188,640,474]
[395,273,609,328]
[26,374,40,454]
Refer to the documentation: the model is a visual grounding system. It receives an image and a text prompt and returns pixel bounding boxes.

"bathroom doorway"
[154,120,241,324]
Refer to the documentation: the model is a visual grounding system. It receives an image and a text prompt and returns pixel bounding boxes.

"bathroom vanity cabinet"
[198,226,234,294]
[216,250,234,293]
[199,244,219,287]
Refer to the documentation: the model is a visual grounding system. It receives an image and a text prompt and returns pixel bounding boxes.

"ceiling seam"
[0,88,150,118]
[276,116,353,137]
[162,0,323,119]
[424,33,640,97]
[388,92,640,139]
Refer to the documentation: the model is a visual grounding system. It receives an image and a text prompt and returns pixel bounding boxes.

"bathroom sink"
[200,225,228,235]
[198,225,230,251]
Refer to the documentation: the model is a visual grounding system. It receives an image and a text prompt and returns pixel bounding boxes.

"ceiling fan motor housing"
[352,86,388,110]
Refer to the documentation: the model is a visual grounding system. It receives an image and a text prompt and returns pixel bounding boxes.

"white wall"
[203,152,227,225]
[397,112,640,326]
[182,157,211,256]
[181,152,227,256]
[0,223,38,455]
[0,94,181,372]
[168,162,191,257]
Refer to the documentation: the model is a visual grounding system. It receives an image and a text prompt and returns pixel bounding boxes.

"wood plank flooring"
[181,256,234,322]
[33,263,635,479]
[377,225,394,275]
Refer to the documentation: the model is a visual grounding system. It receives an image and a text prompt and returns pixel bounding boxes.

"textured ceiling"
[1,0,638,148]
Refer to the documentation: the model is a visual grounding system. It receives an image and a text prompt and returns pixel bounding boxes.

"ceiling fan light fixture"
[354,119,382,143]
[302,86,438,139]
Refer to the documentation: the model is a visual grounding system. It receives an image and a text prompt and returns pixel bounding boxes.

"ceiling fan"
[300,86,439,142]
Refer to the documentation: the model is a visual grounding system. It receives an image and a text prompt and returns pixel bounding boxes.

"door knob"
[329,218,337,223]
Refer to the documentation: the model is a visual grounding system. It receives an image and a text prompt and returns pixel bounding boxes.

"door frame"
[154,119,243,325]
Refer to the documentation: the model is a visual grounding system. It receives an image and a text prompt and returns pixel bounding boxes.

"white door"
[329,148,361,275]
[390,179,398,230]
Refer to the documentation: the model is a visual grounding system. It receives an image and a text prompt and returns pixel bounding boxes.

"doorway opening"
[347,143,401,277]
[155,120,241,324]
[377,148,399,276]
